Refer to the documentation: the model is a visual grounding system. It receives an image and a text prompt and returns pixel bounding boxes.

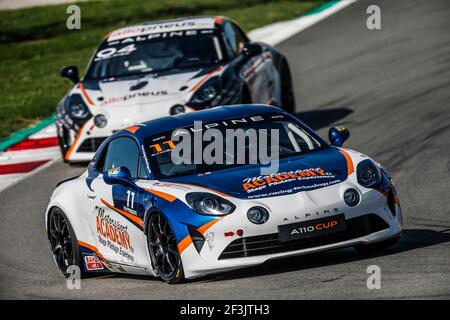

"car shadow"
[197,228,450,283]
[102,228,450,284]
[293,107,354,131]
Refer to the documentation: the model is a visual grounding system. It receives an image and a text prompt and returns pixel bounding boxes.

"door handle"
[87,191,97,199]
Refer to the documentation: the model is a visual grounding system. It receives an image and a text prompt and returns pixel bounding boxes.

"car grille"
[218,214,389,260]
[77,138,106,152]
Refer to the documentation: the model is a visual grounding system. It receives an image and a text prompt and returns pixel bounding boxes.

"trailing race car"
[46,105,402,283]
[56,16,295,163]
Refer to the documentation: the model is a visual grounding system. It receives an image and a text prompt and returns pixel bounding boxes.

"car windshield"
[86,30,223,79]
[144,113,327,179]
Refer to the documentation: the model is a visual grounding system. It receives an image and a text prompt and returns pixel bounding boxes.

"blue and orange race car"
[46,105,402,283]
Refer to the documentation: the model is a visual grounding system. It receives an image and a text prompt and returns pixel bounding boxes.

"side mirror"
[104,166,134,187]
[328,126,350,147]
[242,43,263,58]
[60,65,79,84]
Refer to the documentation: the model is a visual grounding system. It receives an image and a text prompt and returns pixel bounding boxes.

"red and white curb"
[0,125,60,192]
[0,0,357,193]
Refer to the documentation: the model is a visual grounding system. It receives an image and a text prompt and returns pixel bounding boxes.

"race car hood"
[80,65,223,108]
[166,148,352,200]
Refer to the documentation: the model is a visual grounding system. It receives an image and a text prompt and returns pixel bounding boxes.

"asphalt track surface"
[1,0,449,299]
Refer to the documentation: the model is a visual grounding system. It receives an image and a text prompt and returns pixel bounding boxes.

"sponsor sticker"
[96,207,135,262]
[84,256,104,271]
[278,214,346,242]
[242,168,337,193]
[108,167,121,176]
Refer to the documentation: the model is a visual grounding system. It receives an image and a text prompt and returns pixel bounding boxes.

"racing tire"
[280,60,296,114]
[353,236,400,254]
[147,213,185,284]
[47,207,85,278]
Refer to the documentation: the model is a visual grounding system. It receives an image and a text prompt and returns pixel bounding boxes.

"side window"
[95,145,108,172]
[223,22,238,56]
[103,137,140,179]
[232,23,248,54]
[137,155,148,179]
[223,22,248,56]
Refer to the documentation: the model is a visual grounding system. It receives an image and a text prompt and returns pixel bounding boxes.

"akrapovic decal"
[242,168,337,192]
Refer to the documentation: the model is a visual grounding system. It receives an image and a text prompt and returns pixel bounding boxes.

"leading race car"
[56,16,295,163]
[46,105,402,283]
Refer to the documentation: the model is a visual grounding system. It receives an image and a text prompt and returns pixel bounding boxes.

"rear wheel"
[47,207,84,278]
[280,60,296,114]
[147,213,185,284]
[353,236,400,254]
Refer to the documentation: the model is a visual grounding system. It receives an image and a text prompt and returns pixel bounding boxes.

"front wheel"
[147,213,185,284]
[353,236,400,254]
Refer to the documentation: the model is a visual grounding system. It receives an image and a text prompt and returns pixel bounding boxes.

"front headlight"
[357,159,382,188]
[66,94,90,119]
[200,85,217,100]
[190,77,221,105]
[186,192,235,216]
[69,101,89,118]
[170,104,186,115]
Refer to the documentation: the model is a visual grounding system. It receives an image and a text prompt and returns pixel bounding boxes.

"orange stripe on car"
[177,235,192,253]
[197,217,223,235]
[103,31,112,40]
[177,218,224,253]
[143,188,177,202]
[64,122,87,161]
[338,148,354,175]
[125,126,140,134]
[79,82,94,106]
[214,16,224,25]
[77,240,106,261]
[101,198,144,228]
[190,66,224,92]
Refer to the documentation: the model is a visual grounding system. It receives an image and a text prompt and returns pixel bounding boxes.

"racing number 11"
[126,190,135,209]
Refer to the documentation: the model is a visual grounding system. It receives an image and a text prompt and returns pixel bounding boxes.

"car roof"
[124,105,285,139]
[106,16,226,42]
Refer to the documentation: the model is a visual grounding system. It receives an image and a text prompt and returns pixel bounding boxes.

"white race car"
[56,16,295,163]
[46,105,402,283]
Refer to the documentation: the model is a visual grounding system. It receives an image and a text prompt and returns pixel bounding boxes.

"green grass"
[0,0,324,139]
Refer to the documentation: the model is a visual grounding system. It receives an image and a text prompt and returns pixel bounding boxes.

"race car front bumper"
[62,117,108,162]
[63,103,198,162]
[179,183,402,279]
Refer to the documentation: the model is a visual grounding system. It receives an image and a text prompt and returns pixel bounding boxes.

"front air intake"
[219,214,389,260]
